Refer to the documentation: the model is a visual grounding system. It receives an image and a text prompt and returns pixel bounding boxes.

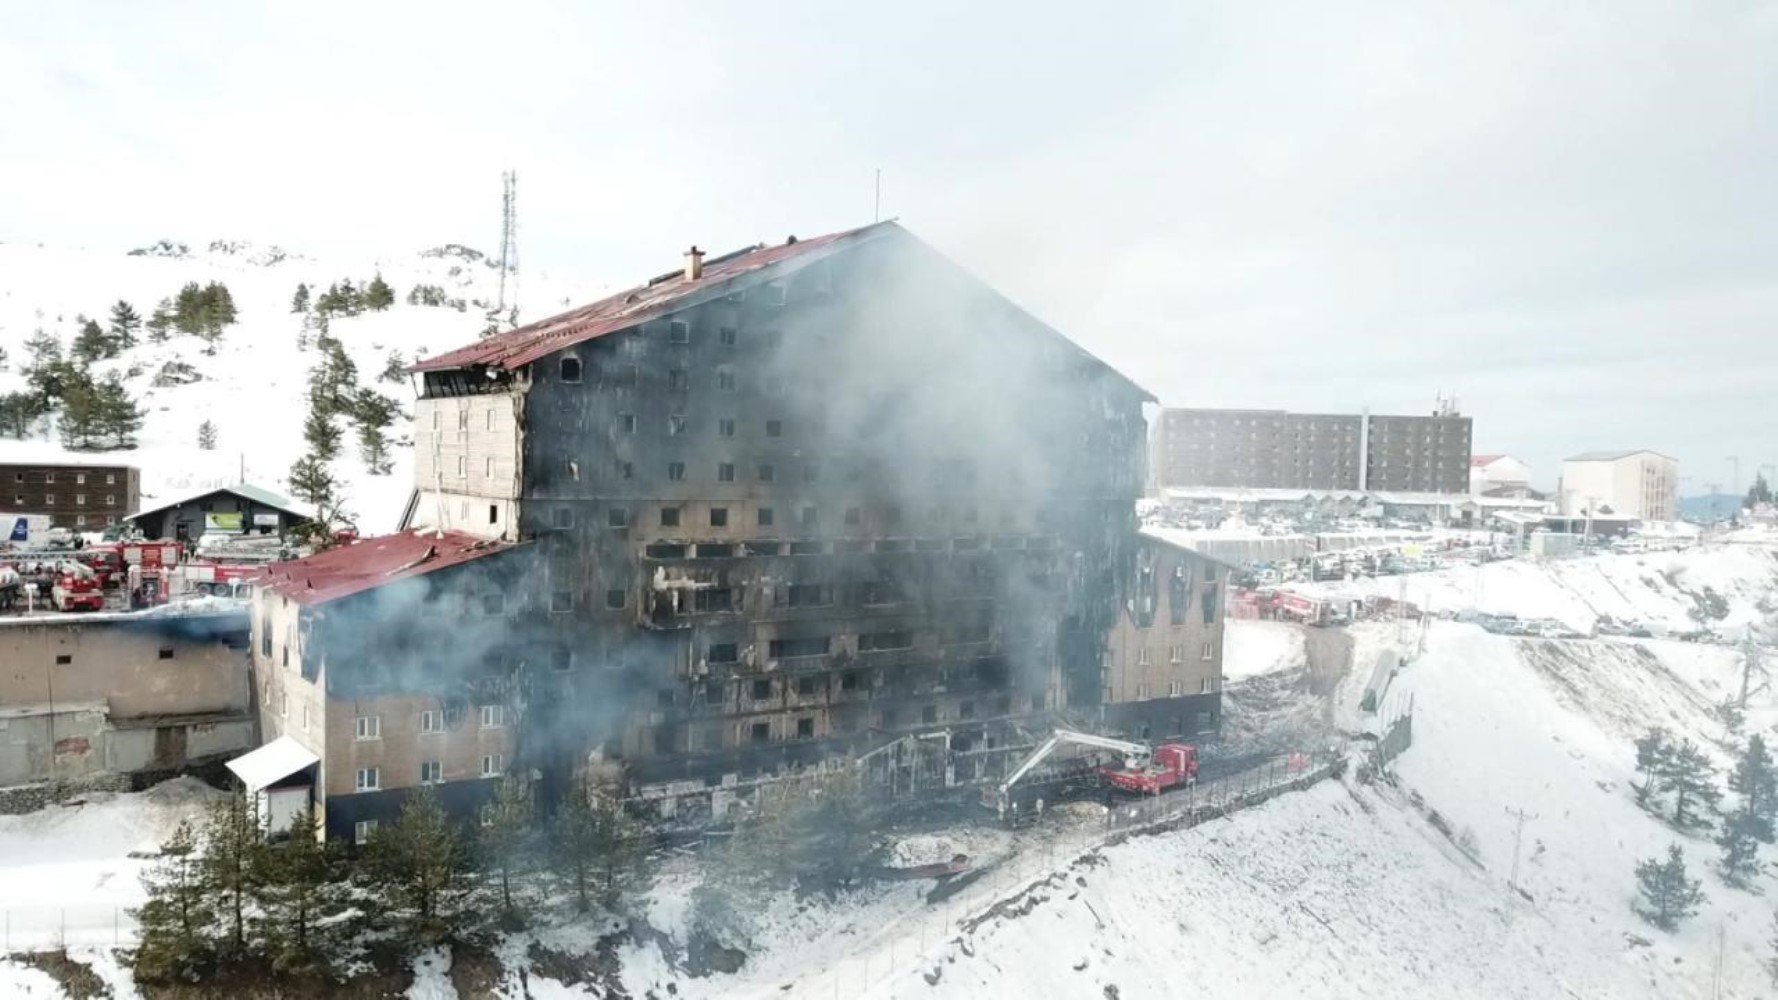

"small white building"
[1469,455,1532,496]
[1559,450,1679,522]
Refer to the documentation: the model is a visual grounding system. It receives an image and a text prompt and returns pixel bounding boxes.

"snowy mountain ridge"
[0,238,587,532]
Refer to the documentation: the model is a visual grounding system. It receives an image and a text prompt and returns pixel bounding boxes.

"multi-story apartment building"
[248,222,1195,839]
[1151,407,1471,494]
[1,462,141,529]
[1100,535,1228,740]
[1558,450,1678,522]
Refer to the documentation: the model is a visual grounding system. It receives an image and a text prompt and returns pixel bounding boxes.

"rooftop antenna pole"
[874,168,882,223]
[497,170,520,327]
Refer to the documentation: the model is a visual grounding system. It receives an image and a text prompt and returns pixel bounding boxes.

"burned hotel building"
[250,222,1226,838]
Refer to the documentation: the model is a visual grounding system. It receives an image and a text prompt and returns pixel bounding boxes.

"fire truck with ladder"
[983,729,1198,824]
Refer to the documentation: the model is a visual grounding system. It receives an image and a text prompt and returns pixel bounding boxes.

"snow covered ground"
[1298,544,1778,636]
[1223,619,1307,682]
[0,240,586,534]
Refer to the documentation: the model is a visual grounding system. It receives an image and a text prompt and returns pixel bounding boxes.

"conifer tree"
[1663,738,1720,829]
[353,388,399,475]
[251,809,347,978]
[1729,734,1777,843]
[109,300,142,351]
[198,419,218,450]
[200,791,264,960]
[363,785,475,947]
[364,274,395,311]
[291,282,311,314]
[380,350,407,384]
[1718,808,1764,887]
[146,298,175,342]
[303,398,342,463]
[73,317,110,363]
[552,787,652,913]
[0,391,40,438]
[287,455,336,509]
[1634,844,1704,930]
[173,281,208,336]
[133,820,216,982]
[58,367,101,449]
[96,373,144,448]
[1634,728,1671,808]
[478,775,534,923]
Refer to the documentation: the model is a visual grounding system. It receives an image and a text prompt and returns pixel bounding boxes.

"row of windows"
[1110,678,1218,701]
[354,754,503,793]
[1133,643,1217,665]
[353,705,503,739]
[10,471,118,485]
[555,502,1016,531]
[13,493,118,506]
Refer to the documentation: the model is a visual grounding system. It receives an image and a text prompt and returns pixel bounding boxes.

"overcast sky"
[3,1,1776,491]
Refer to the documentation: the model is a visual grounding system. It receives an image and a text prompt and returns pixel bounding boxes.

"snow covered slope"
[0,240,586,533]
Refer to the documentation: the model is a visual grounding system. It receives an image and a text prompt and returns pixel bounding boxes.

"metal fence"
[2,905,139,953]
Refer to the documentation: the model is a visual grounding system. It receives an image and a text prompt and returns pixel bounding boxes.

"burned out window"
[668,369,689,391]
[770,636,829,659]
[842,671,862,691]
[559,356,582,383]
[607,507,629,528]
[789,540,823,555]
[717,463,735,482]
[750,722,770,743]
[859,630,912,652]
[765,419,783,438]
[1201,584,1218,625]
[668,462,686,481]
[616,460,634,479]
[784,583,828,607]
[669,320,691,343]
[660,507,680,527]
[709,507,729,527]
[606,589,626,610]
[796,676,818,696]
[921,705,938,725]
[758,463,775,482]
[718,418,736,437]
[716,368,736,391]
[645,543,687,558]
[694,588,734,613]
[551,591,573,613]
[617,413,636,433]
[719,326,738,347]
[697,543,734,558]
[705,681,726,703]
[552,649,573,672]
[668,413,687,435]
[960,701,976,719]
[751,679,773,700]
[796,717,815,739]
[708,643,739,663]
[757,507,775,526]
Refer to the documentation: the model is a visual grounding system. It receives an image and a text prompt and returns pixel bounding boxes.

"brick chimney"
[684,245,705,281]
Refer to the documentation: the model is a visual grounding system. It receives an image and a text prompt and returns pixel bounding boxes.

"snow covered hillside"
[0,239,585,533]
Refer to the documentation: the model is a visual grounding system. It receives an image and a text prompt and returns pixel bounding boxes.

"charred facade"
[254,222,1194,835]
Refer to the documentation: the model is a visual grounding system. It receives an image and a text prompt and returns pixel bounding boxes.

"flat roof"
[226,736,320,792]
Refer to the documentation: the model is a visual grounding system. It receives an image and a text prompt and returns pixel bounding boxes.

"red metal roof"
[252,529,514,607]
[410,222,896,374]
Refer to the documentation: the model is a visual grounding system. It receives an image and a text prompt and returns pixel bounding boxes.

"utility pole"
[1505,806,1537,894]
[874,168,882,222]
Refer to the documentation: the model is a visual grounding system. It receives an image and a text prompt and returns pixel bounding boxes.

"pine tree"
[0,391,41,438]
[380,350,407,384]
[96,373,144,448]
[303,399,342,462]
[1729,734,1777,843]
[1768,910,1778,986]
[363,785,475,947]
[146,298,175,342]
[1749,474,1773,508]
[1635,728,1671,808]
[364,274,395,311]
[291,282,311,314]
[200,791,264,960]
[173,281,208,336]
[478,775,534,923]
[109,300,142,351]
[198,419,218,450]
[1663,738,1721,829]
[353,388,399,475]
[1634,843,1704,930]
[251,809,348,978]
[1718,808,1764,887]
[287,455,336,508]
[552,787,651,913]
[73,317,110,363]
[58,367,101,449]
[133,820,216,982]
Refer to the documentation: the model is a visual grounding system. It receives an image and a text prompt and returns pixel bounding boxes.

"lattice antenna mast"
[496,170,519,326]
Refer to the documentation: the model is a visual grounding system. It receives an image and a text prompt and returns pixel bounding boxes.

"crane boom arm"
[998,728,1149,798]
